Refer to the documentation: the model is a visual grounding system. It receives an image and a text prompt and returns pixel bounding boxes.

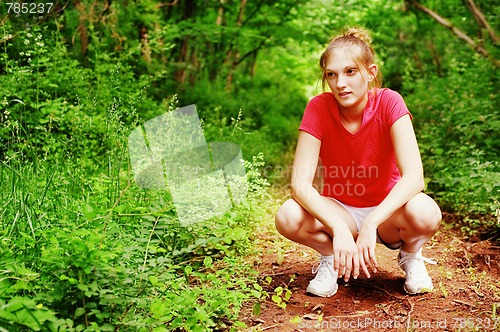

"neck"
[338,93,369,134]
[338,93,369,116]
[339,94,368,120]
[339,107,363,122]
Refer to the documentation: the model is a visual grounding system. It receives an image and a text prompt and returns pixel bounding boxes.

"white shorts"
[330,198,402,250]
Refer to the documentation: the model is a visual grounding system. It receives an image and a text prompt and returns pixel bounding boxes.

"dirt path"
[240,213,500,331]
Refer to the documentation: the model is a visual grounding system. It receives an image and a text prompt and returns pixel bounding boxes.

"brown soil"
[240,213,500,331]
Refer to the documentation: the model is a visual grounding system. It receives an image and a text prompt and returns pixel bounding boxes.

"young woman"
[275,27,442,297]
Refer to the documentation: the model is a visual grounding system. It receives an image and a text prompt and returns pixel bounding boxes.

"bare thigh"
[278,197,359,238]
[377,192,441,245]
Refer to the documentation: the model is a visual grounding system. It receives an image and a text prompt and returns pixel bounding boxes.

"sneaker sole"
[306,288,338,298]
[404,284,434,295]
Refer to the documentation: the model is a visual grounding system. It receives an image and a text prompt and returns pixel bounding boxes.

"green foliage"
[0,24,153,168]
[0,20,271,329]
[180,50,307,168]
[0,150,269,330]
[271,285,293,310]
[1,1,499,330]
[0,297,60,331]
[404,50,499,238]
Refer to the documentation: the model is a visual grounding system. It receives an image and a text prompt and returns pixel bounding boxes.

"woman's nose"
[336,74,347,89]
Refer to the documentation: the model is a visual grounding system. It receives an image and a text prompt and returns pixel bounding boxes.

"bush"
[404,56,500,239]
[0,22,272,330]
[0,146,270,330]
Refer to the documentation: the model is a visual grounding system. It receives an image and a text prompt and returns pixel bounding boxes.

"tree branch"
[0,14,11,32]
[157,0,178,8]
[242,0,265,26]
[463,0,499,45]
[74,0,89,57]
[216,0,225,26]
[236,0,247,26]
[235,36,268,66]
[410,0,499,67]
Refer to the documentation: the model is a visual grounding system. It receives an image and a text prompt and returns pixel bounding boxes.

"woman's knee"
[405,193,442,233]
[275,198,306,236]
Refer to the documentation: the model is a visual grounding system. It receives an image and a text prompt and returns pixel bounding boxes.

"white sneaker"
[398,248,436,294]
[306,255,338,297]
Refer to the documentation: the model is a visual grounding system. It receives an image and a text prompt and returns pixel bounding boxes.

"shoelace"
[398,253,437,268]
[311,258,336,280]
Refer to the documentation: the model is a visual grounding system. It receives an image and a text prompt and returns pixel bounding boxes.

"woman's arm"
[291,131,351,233]
[356,114,424,276]
[291,131,359,278]
[363,114,424,227]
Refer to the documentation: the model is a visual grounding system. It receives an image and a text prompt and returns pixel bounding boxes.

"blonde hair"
[319,27,383,91]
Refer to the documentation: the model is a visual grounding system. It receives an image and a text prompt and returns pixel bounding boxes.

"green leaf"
[433,148,444,155]
[0,310,17,322]
[81,203,96,221]
[276,248,284,265]
[75,307,86,317]
[250,290,261,299]
[203,256,213,267]
[271,295,282,304]
[0,279,13,293]
[252,302,261,316]
[233,321,247,328]
[284,289,292,301]
[149,276,159,287]
[113,204,127,213]
[439,281,448,298]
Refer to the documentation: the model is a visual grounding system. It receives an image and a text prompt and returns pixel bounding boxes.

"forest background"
[0,0,498,330]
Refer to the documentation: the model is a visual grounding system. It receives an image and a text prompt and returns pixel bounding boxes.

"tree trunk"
[225,0,247,91]
[216,0,226,26]
[140,26,151,63]
[175,0,195,84]
[428,40,443,77]
[74,0,89,57]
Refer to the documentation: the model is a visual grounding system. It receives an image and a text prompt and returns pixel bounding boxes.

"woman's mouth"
[338,92,351,98]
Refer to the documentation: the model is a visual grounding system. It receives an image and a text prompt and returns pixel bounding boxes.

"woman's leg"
[275,197,358,297]
[275,197,358,254]
[377,192,441,251]
[376,192,441,294]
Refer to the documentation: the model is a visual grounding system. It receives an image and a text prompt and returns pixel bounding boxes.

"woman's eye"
[326,72,335,77]
[347,69,357,75]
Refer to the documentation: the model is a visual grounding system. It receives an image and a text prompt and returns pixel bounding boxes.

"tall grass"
[0,23,274,330]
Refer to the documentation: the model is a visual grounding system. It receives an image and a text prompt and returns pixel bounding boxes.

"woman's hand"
[356,224,378,278]
[332,227,359,282]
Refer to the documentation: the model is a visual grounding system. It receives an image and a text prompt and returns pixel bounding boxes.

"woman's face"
[324,47,375,114]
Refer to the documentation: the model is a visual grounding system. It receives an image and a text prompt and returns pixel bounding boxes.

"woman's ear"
[368,64,378,81]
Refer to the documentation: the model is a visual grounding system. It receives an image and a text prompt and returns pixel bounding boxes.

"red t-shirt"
[299,88,412,207]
